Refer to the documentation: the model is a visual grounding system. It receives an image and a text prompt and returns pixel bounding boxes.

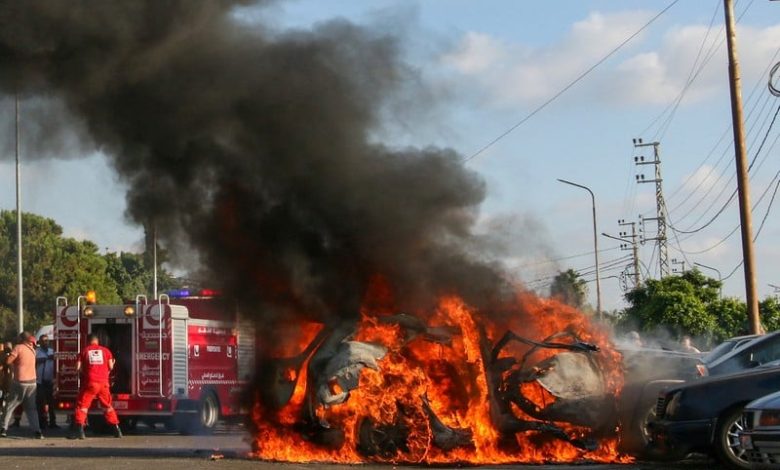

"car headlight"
[665,391,683,418]
[758,410,780,427]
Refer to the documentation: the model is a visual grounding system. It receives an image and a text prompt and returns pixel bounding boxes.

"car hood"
[670,363,780,393]
[746,390,780,411]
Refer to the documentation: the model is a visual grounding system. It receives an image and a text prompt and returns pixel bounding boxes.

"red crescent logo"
[60,307,78,328]
[145,305,162,327]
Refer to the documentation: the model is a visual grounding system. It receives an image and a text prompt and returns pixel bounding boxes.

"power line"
[665,54,780,215]
[653,1,724,140]
[524,254,632,287]
[668,103,780,234]
[514,246,621,269]
[667,90,776,223]
[640,0,757,141]
[675,169,780,255]
[722,179,779,282]
[675,130,780,246]
[462,0,680,163]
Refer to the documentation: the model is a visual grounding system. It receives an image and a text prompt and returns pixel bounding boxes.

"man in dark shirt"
[35,334,57,429]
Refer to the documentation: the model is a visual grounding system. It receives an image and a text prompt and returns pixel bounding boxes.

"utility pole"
[634,139,669,277]
[603,219,641,289]
[619,219,641,288]
[671,258,686,275]
[15,93,23,334]
[724,0,760,334]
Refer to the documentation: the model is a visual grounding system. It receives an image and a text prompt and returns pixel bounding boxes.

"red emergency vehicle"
[53,290,255,433]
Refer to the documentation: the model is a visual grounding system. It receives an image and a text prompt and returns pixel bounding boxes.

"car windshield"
[710,332,780,375]
[703,340,740,363]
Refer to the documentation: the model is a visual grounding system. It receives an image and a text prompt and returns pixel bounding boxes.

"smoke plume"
[0,0,510,324]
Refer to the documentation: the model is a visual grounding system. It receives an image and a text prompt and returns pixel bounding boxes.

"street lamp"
[557,178,601,319]
[15,93,23,334]
[694,262,722,298]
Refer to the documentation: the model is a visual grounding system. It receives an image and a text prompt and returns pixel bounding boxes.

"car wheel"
[634,403,686,461]
[715,407,750,469]
[638,403,656,446]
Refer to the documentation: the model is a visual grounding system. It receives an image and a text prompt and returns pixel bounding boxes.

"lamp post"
[15,93,23,333]
[557,178,601,319]
[694,262,723,298]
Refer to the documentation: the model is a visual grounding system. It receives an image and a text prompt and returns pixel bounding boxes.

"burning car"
[251,294,627,465]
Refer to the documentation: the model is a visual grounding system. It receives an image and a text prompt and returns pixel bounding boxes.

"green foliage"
[761,297,780,332]
[620,269,722,341]
[0,210,180,340]
[104,251,179,301]
[711,297,748,339]
[549,268,588,309]
[619,268,780,342]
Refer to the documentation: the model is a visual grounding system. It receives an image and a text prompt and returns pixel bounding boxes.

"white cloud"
[681,164,720,194]
[442,10,654,107]
[442,12,780,108]
[443,31,509,74]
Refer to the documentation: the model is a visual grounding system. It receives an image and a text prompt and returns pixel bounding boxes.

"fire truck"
[53,290,255,433]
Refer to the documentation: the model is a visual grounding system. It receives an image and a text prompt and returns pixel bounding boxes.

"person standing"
[0,343,10,411]
[71,334,121,439]
[0,332,42,439]
[0,341,21,428]
[35,334,57,429]
[680,335,702,354]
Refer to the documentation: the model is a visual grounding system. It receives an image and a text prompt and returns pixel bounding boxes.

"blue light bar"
[167,289,191,298]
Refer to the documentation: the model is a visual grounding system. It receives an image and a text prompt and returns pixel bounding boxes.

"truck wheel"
[120,417,138,432]
[197,392,219,433]
[714,407,750,470]
[176,392,219,435]
[163,418,177,432]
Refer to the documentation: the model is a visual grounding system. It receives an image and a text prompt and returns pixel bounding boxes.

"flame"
[250,287,631,464]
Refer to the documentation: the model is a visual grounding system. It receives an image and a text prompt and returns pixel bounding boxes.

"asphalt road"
[0,420,727,469]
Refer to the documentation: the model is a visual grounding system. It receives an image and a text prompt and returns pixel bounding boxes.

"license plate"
[113,400,128,410]
[740,434,753,450]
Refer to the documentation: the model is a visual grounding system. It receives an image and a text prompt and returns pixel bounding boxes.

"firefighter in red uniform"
[70,335,122,439]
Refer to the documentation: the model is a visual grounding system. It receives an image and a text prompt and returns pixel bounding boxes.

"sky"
[1,0,780,311]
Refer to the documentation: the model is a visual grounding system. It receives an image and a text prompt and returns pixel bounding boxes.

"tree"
[711,297,748,339]
[619,269,722,341]
[104,251,180,301]
[760,297,780,332]
[549,269,588,309]
[0,211,187,340]
[0,211,120,339]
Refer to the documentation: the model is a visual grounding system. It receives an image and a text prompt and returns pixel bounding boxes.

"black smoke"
[0,0,510,324]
